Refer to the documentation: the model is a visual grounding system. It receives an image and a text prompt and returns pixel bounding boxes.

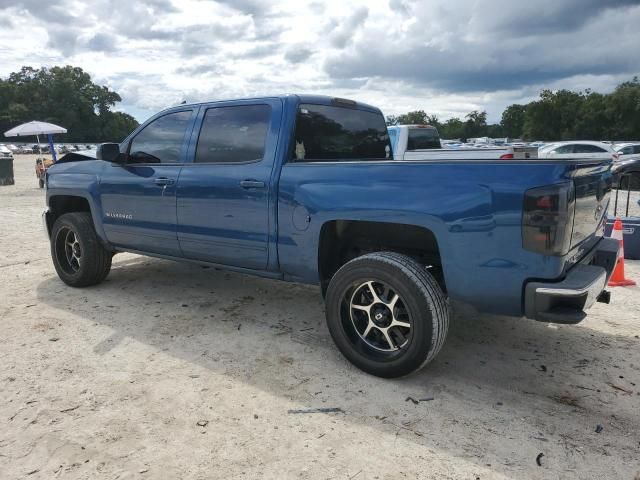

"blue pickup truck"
[43,94,619,377]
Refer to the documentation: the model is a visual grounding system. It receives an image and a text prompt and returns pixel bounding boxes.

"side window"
[293,104,391,161]
[553,145,573,154]
[634,146,640,154]
[407,127,441,150]
[128,110,192,163]
[195,105,271,163]
[574,144,606,154]
[618,146,632,155]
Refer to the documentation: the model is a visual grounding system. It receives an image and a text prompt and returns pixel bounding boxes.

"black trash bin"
[0,157,15,186]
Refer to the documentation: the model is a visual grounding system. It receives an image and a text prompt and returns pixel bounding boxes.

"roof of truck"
[175,94,381,113]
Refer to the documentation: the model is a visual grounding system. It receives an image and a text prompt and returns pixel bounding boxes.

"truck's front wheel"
[325,252,449,378]
[51,212,112,287]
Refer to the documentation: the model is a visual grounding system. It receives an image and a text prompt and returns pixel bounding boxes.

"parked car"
[42,94,618,378]
[388,125,538,160]
[0,144,14,160]
[615,143,640,160]
[539,141,618,161]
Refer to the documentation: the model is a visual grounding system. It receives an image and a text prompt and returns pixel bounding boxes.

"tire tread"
[51,212,112,287]
[327,251,449,377]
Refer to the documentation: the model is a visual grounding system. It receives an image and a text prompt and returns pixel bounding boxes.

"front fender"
[46,163,110,247]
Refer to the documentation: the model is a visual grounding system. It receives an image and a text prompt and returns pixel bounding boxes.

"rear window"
[293,104,391,161]
[407,127,441,150]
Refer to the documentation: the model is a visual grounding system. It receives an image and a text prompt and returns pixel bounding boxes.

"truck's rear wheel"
[325,252,449,378]
[51,212,112,287]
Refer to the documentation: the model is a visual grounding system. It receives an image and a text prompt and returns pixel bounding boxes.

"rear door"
[99,109,195,256]
[176,100,281,270]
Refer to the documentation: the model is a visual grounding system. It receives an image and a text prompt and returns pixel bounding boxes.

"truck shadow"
[35,254,640,477]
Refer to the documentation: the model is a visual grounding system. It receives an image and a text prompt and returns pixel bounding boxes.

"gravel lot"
[1,155,639,480]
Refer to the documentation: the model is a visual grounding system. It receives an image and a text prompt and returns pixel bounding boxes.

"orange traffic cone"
[608,218,636,287]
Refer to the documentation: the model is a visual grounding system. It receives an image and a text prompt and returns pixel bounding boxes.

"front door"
[176,102,279,270]
[99,109,195,256]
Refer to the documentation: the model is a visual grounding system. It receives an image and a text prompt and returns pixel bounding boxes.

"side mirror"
[96,143,125,163]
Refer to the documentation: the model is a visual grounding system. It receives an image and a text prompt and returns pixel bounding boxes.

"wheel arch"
[46,193,109,247]
[317,219,446,296]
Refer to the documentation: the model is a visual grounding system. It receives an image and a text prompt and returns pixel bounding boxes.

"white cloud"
[1,0,639,123]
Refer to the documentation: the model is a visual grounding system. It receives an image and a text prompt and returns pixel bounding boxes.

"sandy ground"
[1,155,639,480]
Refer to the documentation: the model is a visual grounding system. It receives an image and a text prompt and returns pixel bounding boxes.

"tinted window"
[129,110,192,163]
[618,146,632,155]
[553,145,574,154]
[195,105,271,163]
[574,144,607,153]
[634,145,640,154]
[293,104,391,161]
[407,127,441,150]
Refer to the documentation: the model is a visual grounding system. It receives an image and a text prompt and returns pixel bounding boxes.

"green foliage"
[387,78,640,141]
[501,104,526,138]
[386,110,431,126]
[0,65,139,142]
[439,117,465,139]
[519,79,640,140]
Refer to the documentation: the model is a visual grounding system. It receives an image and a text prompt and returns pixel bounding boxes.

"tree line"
[0,66,139,143]
[387,78,640,141]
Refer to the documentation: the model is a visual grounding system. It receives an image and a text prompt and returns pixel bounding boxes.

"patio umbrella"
[4,121,67,162]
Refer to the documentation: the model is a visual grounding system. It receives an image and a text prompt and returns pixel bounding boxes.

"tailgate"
[570,160,612,249]
[512,146,538,159]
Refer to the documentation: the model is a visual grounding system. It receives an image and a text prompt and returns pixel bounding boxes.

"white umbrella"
[4,120,67,137]
[4,121,67,161]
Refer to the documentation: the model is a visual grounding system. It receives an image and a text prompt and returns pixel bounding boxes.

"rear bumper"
[524,237,619,323]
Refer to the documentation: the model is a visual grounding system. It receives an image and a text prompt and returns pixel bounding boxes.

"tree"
[0,65,139,142]
[439,117,465,139]
[388,78,640,142]
[501,104,526,138]
[464,110,488,138]
[386,110,440,127]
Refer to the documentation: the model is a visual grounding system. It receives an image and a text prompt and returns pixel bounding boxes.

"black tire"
[38,178,44,188]
[325,252,449,378]
[51,212,112,287]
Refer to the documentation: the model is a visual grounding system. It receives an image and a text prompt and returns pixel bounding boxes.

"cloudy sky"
[1,0,639,123]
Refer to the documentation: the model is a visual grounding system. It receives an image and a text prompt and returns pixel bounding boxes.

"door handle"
[240,180,265,189]
[154,177,175,186]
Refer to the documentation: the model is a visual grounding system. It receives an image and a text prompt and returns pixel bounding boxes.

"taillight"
[499,153,514,159]
[522,182,575,256]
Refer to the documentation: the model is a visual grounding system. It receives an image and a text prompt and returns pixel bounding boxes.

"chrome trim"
[536,268,607,310]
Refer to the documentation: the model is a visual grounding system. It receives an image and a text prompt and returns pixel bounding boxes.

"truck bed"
[277,157,612,317]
